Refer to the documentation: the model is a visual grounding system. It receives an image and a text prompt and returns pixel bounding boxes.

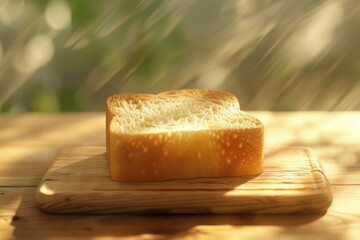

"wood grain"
[0,146,57,186]
[0,186,358,240]
[1,112,359,240]
[0,113,105,146]
[35,146,332,214]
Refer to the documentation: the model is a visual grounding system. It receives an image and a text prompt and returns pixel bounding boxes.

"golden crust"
[106,89,264,182]
[109,125,264,182]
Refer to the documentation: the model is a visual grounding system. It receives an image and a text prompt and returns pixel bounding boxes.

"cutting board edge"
[35,179,333,215]
[35,146,333,215]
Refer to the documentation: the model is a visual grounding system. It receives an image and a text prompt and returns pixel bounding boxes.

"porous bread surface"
[106,89,264,182]
[109,90,259,134]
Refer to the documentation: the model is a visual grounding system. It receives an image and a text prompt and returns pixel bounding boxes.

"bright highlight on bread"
[106,89,264,182]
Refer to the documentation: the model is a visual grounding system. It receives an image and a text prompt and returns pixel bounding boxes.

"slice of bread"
[106,89,264,182]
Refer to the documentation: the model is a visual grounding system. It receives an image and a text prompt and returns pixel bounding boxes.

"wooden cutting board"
[36,146,332,214]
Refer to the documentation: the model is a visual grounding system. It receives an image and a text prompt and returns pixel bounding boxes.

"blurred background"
[0,0,359,112]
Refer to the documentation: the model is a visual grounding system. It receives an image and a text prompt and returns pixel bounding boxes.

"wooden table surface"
[1,112,359,240]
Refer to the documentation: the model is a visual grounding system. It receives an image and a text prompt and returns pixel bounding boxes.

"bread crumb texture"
[108,89,261,133]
